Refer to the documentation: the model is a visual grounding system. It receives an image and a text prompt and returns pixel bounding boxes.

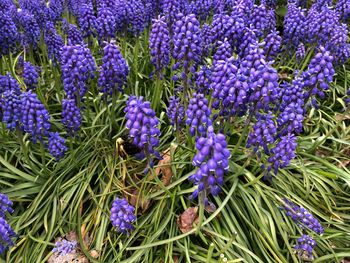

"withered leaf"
[177,207,199,234]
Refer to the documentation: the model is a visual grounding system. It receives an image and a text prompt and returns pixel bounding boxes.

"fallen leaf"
[155,151,173,186]
[177,207,199,234]
[126,188,151,214]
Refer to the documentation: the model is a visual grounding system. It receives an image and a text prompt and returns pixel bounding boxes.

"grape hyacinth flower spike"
[62,99,82,136]
[281,198,324,234]
[110,197,136,234]
[20,91,51,143]
[23,61,40,90]
[124,96,161,167]
[98,41,129,97]
[52,239,77,255]
[47,132,67,161]
[149,16,170,77]
[0,217,16,254]
[189,126,231,202]
[0,193,13,218]
[1,89,21,131]
[294,235,316,261]
[167,96,185,131]
[186,93,212,138]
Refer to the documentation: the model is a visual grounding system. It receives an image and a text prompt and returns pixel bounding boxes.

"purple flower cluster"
[61,45,96,100]
[212,40,232,66]
[283,3,306,48]
[267,133,297,174]
[52,239,77,255]
[98,41,129,96]
[294,235,316,260]
[44,21,64,63]
[62,99,82,135]
[172,14,202,79]
[296,43,306,62]
[110,197,136,234]
[263,30,282,61]
[0,193,13,218]
[190,126,231,200]
[247,113,276,154]
[1,89,21,130]
[167,96,184,129]
[0,193,15,254]
[23,61,39,90]
[149,16,170,76]
[77,3,97,38]
[66,23,84,46]
[125,96,161,163]
[336,0,350,22]
[186,93,212,137]
[249,4,275,37]
[194,65,211,94]
[302,46,335,101]
[282,198,324,234]
[47,132,67,161]
[211,57,247,117]
[0,217,16,254]
[16,9,40,48]
[20,91,51,143]
[210,14,245,50]
[0,11,19,56]
[96,5,116,43]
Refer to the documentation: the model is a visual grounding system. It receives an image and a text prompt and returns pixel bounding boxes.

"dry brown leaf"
[155,152,173,186]
[127,188,151,214]
[177,207,199,234]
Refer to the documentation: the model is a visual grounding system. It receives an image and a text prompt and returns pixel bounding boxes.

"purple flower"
[188,0,213,21]
[186,93,212,137]
[212,40,232,67]
[62,99,82,136]
[110,197,136,234]
[245,59,280,112]
[249,4,275,37]
[294,235,316,261]
[172,14,202,83]
[16,9,40,48]
[167,96,184,129]
[98,41,129,96]
[336,0,350,22]
[267,133,297,174]
[23,61,40,90]
[277,101,304,136]
[161,0,187,27]
[194,65,211,94]
[150,16,170,76]
[210,14,245,50]
[247,113,277,154]
[126,0,146,36]
[211,57,248,117]
[66,23,84,46]
[283,3,306,48]
[302,46,335,102]
[1,89,21,131]
[263,30,282,61]
[325,23,350,64]
[20,91,51,143]
[125,96,161,163]
[200,23,213,58]
[0,74,21,94]
[77,2,97,38]
[0,217,16,254]
[96,5,116,43]
[47,0,65,22]
[47,132,67,161]
[238,27,259,58]
[18,0,48,28]
[44,21,64,63]
[190,126,231,200]
[282,199,324,234]
[296,43,305,62]
[0,193,13,218]
[0,11,19,56]
[52,239,77,255]
[61,45,96,100]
